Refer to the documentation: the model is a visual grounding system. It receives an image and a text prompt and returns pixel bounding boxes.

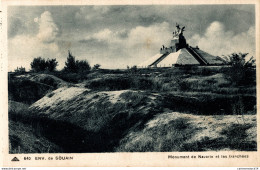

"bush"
[223,53,256,85]
[14,66,26,73]
[64,51,91,73]
[46,59,58,72]
[223,53,255,67]
[64,51,77,72]
[30,57,58,72]
[93,64,101,70]
[31,57,47,72]
[129,65,138,74]
[76,60,91,73]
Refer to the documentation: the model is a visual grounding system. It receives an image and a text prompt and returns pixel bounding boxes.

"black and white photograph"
[6,3,257,156]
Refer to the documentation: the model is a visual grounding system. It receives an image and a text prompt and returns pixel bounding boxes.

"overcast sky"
[8,5,255,71]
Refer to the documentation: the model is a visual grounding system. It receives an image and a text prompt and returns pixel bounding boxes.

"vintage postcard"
[0,0,259,167]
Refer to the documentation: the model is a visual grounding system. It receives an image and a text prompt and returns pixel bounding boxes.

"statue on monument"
[173,23,185,38]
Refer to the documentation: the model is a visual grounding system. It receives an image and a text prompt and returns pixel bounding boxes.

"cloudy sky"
[8,5,255,71]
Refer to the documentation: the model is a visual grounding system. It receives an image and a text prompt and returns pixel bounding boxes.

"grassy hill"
[8,66,256,153]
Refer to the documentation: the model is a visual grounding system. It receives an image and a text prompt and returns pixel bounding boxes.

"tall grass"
[117,117,196,152]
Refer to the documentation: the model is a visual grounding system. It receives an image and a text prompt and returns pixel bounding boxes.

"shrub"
[223,53,256,85]
[31,57,58,72]
[64,50,91,73]
[129,65,138,74]
[46,59,58,72]
[223,53,255,67]
[31,57,47,72]
[14,66,26,73]
[76,60,91,73]
[93,64,101,70]
[64,51,77,72]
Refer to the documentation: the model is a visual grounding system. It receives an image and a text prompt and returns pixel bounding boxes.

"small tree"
[30,57,47,72]
[223,53,255,67]
[14,66,26,73]
[64,50,91,73]
[31,57,58,72]
[46,58,58,72]
[93,64,101,70]
[64,50,77,72]
[76,60,91,73]
[223,53,256,85]
[130,65,138,73]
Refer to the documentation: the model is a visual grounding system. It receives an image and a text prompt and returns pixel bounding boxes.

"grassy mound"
[26,86,256,152]
[117,112,256,151]
[84,68,255,95]
[29,89,162,152]
[8,73,70,104]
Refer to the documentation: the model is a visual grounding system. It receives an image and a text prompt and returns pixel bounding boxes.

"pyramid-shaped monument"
[138,24,225,68]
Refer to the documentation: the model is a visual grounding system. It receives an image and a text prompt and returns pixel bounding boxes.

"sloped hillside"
[16,73,69,88]
[29,87,163,152]
[9,120,63,153]
[8,73,70,104]
[117,112,256,151]
[8,101,64,153]
[9,67,256,153]
[28,86,256,152]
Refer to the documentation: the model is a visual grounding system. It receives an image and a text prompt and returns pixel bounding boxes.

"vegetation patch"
[117,112,256,152]
[8,78,53,104]
[8,62,257,152]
